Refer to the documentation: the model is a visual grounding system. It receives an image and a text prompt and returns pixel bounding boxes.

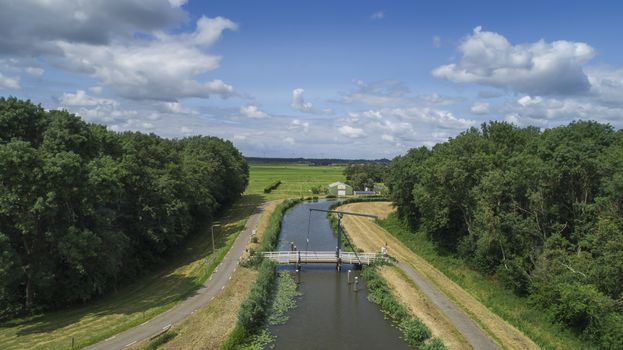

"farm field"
[0,195,262,350]
[246,164,345,199]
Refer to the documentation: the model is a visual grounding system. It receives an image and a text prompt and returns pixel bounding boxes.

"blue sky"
[1,0,622,158]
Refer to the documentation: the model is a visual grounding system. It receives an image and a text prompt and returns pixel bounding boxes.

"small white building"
[328,181,353,196]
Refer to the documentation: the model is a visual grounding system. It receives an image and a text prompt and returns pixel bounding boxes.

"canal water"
[269,199,410,349]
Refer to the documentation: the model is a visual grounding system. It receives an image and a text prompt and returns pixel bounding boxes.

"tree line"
[0,97,249,318]
[344,163,386,191]
[386,121,623,347]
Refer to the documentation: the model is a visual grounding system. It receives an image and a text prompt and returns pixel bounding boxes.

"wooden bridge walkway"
[261,250,385,265]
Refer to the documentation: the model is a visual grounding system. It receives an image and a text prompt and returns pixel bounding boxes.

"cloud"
[56,16,238,101]
[339,80,411,106]
[586,65,623,104]
[0,73,20,89]
[59,90,118,107]
[284,137,295,145]
[470,102,490,115]
[0,0,187,55]
[478,90,504,99]
[25,67,44,76]
[517,95,543,107]
[289,119,310,133]
[341,106,478,148]
[381,134,395,142]
[240,104,269,119]
[338,125,366,138]
[433,35,441,48]
[160,101,196,114]
[433,26,595,96]
[370,11,384,20]
[291,88,314,112]
[420,93,461,105]
[508,96,623,128]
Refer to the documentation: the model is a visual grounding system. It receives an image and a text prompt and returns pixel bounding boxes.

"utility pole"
[211,223,221,253]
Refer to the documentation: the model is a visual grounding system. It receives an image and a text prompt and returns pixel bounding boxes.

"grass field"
[0,195,263,350]
[246,164,345,199]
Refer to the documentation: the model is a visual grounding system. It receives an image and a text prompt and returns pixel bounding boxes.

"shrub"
[144,331,177,350]
[399,318,431,345]
[421,337,447,350]
[263,180,281,193]
[237,260,276,335]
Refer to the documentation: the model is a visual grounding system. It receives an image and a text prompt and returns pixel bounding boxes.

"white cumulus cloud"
[470,102,490,115]
[56,16,237,101]
[291,88,314,112]
[338,125,366,138]
[433,26,595,95]
[289,119,310,133]
[0,72,20,89]
[60,90,118,107]
[240,104,269,119]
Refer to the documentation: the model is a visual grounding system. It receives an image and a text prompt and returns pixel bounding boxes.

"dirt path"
[340,202,540,350]
[86,202,270,350]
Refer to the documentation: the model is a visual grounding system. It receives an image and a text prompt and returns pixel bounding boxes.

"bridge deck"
[261,250,384,265]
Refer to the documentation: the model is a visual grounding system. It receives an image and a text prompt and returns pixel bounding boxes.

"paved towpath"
[397,261,499,350]
[86,203,266,350]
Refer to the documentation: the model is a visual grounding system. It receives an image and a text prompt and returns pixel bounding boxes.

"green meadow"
[246,164,345,199]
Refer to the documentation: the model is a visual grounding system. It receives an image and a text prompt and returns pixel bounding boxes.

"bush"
[400,318,431,345]
[421,337,447,350]
[144,331,177,350]
[263,180,281,193]
[237,260,276,335]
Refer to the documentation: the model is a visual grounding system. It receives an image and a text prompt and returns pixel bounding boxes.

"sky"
[1,0,622,159]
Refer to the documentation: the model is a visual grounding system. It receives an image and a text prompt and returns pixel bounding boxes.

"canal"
[268,199,410,349]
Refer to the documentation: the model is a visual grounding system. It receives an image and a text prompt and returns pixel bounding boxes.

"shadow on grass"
[7,194,264,338]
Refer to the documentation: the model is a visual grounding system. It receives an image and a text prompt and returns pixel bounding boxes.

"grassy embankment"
[378,212,594,350]
[246,164,345,200]
[0,195,263,350]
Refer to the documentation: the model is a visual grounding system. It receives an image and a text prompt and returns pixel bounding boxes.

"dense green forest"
[0,97,249,318]
[386,121,623,348]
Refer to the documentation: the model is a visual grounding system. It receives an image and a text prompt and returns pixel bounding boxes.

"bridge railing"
[260,250,387,265]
